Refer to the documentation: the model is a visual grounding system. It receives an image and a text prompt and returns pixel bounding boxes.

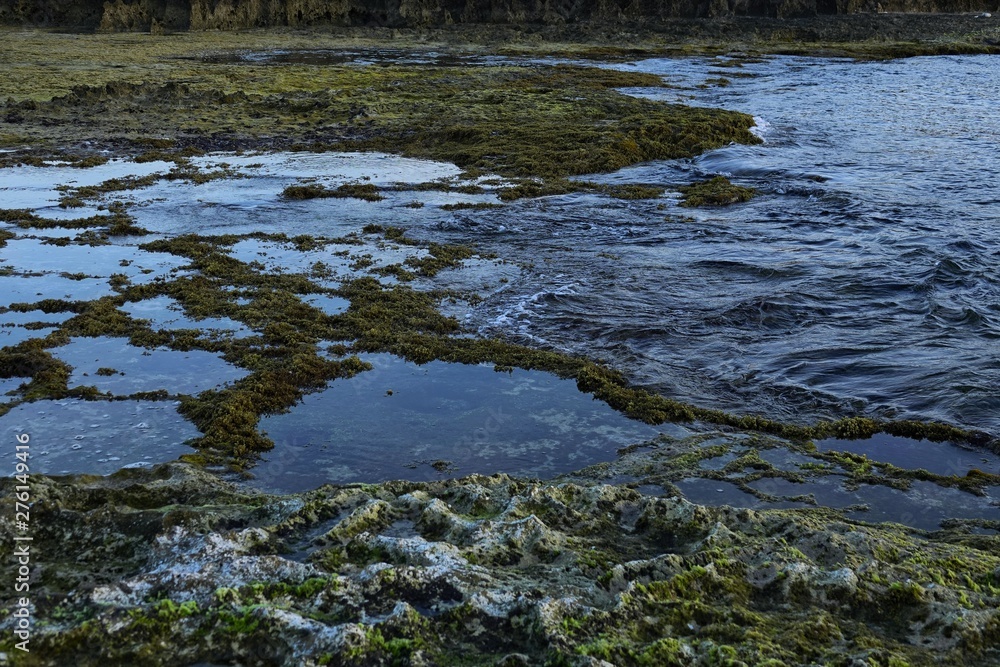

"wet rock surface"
[0,459,998,665]
[1,27,999,667]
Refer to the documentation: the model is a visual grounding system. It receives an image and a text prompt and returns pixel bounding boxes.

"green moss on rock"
[679,175,757,208]
[3,463,998,666]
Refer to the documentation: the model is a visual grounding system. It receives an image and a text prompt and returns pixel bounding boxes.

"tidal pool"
[301,294,350,316]
[0,273,112,304]
[0,325,59,348]
[1,238,188,283]
[816,432,1000,477]
[51,337,249,396]
[677,473,1000,531]
[0,309,74,327]
[250,353,662,492]
[675,478,760,507]
[0,158,171,211]
[128,151,482,236]
[120,295,253,337]
[0,399,198,476]
[0,377,27,403]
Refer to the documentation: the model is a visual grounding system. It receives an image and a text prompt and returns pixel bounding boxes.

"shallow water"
[249,353,664,492]
[676,467,999,531]
[0,159,170,212]
[2,238,188,282]
[128,151,483,237]
[2,54,999,523]
[121,295,254,337]
[816,433,999,477]
[51,337,249,396]
[0,399,197,475]
[460,55,1000,438]
[0,273,113,303]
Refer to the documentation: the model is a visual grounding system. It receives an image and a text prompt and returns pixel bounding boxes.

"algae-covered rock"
[1,461,997,665]
[678,175,757,207]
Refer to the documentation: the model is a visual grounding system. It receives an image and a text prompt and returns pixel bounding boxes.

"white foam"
[750,116,772,141]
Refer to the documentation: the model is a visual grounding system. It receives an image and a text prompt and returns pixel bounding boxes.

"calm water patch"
[301,294,350,316]
[698,451,740,471]
[678,473,998,530]
[816,433,1000,477]
[129,152,468,236]
[1,238,189,283]
[757,448,818,469]
[227,238,362,279]
[249,353,662,492]
[0,309,74,327]
[0,377,27,402]
[675,478,758,506]
[843,482,999,531]
[0,399,197,475]
[0,159,170,211]
[121,295,253,337]
[0,274,111,304]
[51,337,249,395]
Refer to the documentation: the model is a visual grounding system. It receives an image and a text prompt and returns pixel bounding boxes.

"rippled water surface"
[460,55,1000,436]
[2,54,998,508]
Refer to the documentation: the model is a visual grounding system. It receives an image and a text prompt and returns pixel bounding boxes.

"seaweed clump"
[282,182,384,202]
[0,40,761,192]
[679,175,757,207]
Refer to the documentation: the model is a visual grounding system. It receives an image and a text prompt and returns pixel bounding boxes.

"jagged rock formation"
[0,0,995,30]
[1,461,998,665]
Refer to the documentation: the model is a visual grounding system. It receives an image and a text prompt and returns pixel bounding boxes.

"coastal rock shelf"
[2,31,1000,664]
[1,462,997,665]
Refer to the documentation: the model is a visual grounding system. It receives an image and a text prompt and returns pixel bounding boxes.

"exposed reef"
[2,27,1000,667]
[0,41,759,186]
[678,175,757,207]
[0,458,997,665]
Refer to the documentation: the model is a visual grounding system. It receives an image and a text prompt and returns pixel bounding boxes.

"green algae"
[3,462,998,666]
[679,175,757,208]
[602,184,666,200]
[0,33,761,191]
[282,182,385,202]
[0,339,72,400]
[439,202,503,211]
[56,173,161,207]
[700,76,733,88]
[3,206,150,236]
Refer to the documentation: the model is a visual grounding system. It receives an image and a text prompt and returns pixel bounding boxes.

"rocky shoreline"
[1,447,998,666]
[1,25,999,667]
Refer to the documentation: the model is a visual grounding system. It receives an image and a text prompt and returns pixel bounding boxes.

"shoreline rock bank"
[0,456,997,665]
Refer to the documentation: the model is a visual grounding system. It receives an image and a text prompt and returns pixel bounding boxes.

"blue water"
[3,53,999,507]
[460,55,1000,437]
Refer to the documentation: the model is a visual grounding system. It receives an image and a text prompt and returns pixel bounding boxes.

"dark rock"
[1,0,997,30]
